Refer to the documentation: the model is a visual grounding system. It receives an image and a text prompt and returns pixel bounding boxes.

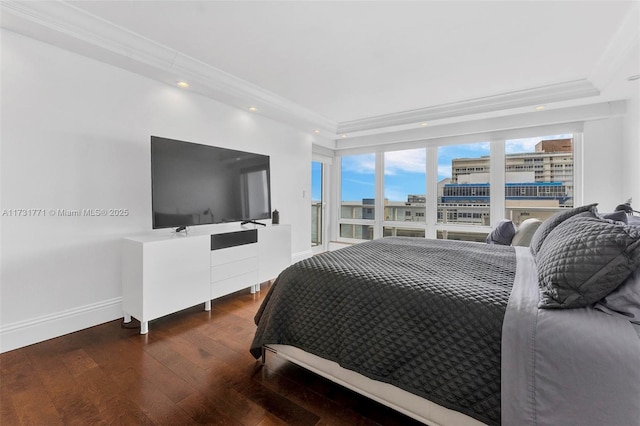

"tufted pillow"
[486,219,516,245]
[529,203,598,256]
[595,265,640,324]
[537,214,640,309]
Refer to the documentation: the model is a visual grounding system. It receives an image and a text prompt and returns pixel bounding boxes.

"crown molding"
[337,79,600,134]
[336,100,626,152]
[0,1,337,134]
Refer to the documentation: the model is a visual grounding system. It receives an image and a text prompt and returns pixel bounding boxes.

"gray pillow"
[511,218,541,247]
[486,219,516,245]
[595,266,640,324]
[537,215,640,309]
[529,203,598,256]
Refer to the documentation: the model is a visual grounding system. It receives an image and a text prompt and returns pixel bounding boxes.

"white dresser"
[122,224,291,333]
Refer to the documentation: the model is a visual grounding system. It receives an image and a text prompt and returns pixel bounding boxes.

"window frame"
[332,129,582,244]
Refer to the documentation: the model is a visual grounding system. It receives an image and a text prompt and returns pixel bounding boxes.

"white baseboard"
[1,249,312,353]
[0,297,123,353]
[292,249,313,264]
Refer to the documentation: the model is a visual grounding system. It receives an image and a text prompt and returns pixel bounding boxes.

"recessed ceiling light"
[341,134,347,138]
[628,75,640,81]
[535,105,545,111]
[420,122,428,127]
[248,106,258,112]
[176,81,189,88]
[314,130,321,134]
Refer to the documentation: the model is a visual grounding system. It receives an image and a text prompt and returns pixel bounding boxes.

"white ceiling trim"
[336,122,585,158]
[1,0,337,134]
[336,100,627,152]
[337,80,600,134]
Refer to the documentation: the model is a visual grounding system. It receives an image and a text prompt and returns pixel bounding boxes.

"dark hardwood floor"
[1,282,424,425]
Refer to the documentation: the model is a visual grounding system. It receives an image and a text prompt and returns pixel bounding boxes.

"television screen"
[151,136,271,229]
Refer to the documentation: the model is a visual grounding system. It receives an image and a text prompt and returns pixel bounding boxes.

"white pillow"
[511,218,542,247]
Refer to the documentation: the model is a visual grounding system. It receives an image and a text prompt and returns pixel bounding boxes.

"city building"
[451,139,574,205]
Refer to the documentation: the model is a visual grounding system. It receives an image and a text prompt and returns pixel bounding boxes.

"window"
[437,142,491,234]
[335,132,580,244]
[384,227,426,238]
[341,154,376,220]
[384,149,426,225]
[340,224,374,240]
[505,134,574,226]
[311,161,323,247]
[437,230,488,242]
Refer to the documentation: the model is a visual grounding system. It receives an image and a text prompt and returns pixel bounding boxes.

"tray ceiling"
[2,1,638,138]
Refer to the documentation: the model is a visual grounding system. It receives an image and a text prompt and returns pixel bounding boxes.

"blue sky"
[312,161,322,201]
[312,134,571,202]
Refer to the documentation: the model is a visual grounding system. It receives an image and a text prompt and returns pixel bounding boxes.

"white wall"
[622,91,640,205]
[582,117,625,210]
[0,30,315,352]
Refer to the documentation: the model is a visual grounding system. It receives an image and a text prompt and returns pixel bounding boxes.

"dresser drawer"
[211,271,258,299]
[212,257,258,283]
[211,243,258,266]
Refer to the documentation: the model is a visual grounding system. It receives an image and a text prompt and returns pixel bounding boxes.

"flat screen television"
[151,136,271,230]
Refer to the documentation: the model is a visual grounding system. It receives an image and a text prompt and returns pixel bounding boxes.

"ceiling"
[2,1,639,141]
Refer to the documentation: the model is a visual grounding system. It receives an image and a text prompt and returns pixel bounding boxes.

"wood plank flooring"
[1,282,424,425]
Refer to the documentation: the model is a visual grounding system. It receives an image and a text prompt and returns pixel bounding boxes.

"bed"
[250,210,640,425]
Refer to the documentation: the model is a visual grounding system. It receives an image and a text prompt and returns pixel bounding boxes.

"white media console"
[121,224,291,334]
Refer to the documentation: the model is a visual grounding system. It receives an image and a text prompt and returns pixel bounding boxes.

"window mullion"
[426,146,438,239]
[374,151,384,239]
[490,140,506,226]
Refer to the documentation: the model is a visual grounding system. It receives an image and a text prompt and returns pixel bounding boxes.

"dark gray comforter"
[251,237,516,425]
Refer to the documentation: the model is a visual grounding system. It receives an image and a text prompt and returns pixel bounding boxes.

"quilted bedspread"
[250,237,516,425]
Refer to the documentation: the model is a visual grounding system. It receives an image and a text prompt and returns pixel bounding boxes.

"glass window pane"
[311,161,322,247]
[341,153,376,220]
[340,224,374,240]
[438,142,491,225]
[436,230,489,242]
[383,227,425,238]
[505,134,574,226]
[384,149,426,223]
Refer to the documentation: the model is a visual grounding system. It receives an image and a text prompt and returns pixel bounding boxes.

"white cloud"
[438,164,452,179]
[384,149,426,175]
[506,134,572,154]
[506,137,539,154]
[384,185,409,202]
[467,142,491,151]
[341,153,375,174]
[344,178,375,187]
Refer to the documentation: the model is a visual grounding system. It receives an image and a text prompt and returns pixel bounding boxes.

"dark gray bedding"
[251,237,516,425]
